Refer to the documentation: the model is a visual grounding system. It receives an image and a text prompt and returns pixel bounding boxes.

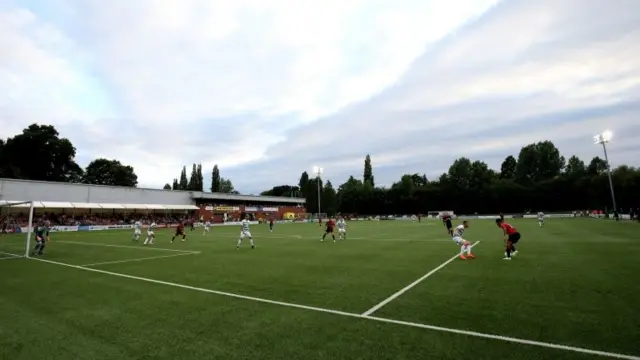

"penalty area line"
[27,256,640,360]
[55,241,197,253]
[81,251,201,267]
[361,241,480,316]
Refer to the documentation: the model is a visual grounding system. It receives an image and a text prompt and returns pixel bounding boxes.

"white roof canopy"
[98,203,125,209]
[0,201,197,210]
[162,204,199,210]
[70,202,104,208]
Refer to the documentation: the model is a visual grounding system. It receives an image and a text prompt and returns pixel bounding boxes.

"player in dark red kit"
[442,213,453,236]
[321,218,336,242]
[496,218,520,260]
[171,222,188,243]
[269,217,274,232]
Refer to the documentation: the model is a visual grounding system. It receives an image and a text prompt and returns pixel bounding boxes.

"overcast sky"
[2,0,639,194]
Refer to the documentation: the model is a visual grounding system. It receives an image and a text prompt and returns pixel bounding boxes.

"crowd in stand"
[1,212,195,230]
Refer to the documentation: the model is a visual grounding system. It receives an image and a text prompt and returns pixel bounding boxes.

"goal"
[0,201,36,259]
[309,213,328,221]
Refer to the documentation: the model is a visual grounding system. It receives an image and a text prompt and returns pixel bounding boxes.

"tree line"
[262,143,640,215]
[4,124,638,213]
[163,164,238,194]
[0,124,139,187]
[0,124,237,193]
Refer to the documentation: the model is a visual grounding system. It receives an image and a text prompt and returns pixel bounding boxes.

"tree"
[211,165,221,192]
[336,176,363,214]
[447,157,473,190]
[500,156,517,179]
[321,180,338,215]
[410,173,428,188]
[83,158,138,187]
[363,154,374,186]
[196,164,204,191]
[219,177,237,194]
[0,124,83,182]
[188,164,197,190]
[261,185,300,197]
[515,141,565,183]
[305,177,323,213]
[172,179,179,190]
[163,183,171,190]
[470,160,496,189]
[565,155,586,177]
[179,166,188,190]
[0,139,5,178]
[326,142,640,215]
[299,171,310,197]
[587,156,608,176]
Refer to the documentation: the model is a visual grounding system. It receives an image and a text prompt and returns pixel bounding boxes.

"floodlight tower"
[312,166,323,218]
[593,130,617,212]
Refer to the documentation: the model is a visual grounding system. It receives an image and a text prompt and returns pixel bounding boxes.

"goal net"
[309,213,328,222]
[0,201,35,259]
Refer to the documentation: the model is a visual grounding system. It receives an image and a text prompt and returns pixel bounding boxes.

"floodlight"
[591,130,617,212]
[594,130,613,144]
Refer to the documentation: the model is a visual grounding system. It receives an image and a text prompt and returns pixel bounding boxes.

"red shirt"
[501,223,517,235]
[178,223,185,230]
[326,220,335,229]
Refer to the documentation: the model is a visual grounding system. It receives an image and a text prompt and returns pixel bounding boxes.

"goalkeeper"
[30,221,48,256]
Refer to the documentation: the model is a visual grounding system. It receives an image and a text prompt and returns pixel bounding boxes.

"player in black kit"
[442,213,453,236]
[30,222,48,256]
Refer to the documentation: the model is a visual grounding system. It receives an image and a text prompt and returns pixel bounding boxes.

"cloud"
[1,0,639,193]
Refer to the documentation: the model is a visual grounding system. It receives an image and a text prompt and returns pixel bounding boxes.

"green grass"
[1,218,639,360]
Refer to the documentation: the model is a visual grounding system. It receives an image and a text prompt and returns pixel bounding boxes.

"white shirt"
[205,221,210,226]
[134,221,141,229]
[453,224,465,237]
[241,220,250,232]
[149,222,156,230]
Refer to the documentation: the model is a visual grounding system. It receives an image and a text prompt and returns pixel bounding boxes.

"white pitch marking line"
[81,251,200,267]
[212,233,451,242]
[0,251,20,256]
[362,241,480,316]
[27,256,640,360]
[56,241,197,253]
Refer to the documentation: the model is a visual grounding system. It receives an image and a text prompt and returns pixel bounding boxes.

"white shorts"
[147,230,155,236]
[538,218,544,222]
[338,228,346,233]
[204,226,210,231]
[240,231,252,238]
[452,236,466,245]
[134,229,141,235]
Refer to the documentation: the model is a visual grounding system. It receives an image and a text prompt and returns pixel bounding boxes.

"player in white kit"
[452,220,475,260]
[144,221,156,245]
[132,220,142,242]
[202,220,211,235]
[537,212,545,227]
[236,217,254,249]
[336,217,347,240]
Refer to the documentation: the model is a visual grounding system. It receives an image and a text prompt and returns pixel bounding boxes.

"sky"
[1,0,639,194]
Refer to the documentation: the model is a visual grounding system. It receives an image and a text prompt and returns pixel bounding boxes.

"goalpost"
[0,201,36,259]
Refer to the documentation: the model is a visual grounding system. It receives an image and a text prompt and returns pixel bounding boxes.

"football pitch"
[1,218,639,360]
